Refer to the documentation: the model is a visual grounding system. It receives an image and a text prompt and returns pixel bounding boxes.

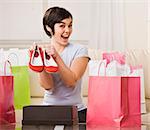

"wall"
[0,0,148,50]
[0,0,91,48]
[148,0,150,48]
[0,1,43,40]
[124,0,148,49]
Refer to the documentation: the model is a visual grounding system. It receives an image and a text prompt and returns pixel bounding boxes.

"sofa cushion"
[125,49,150,99]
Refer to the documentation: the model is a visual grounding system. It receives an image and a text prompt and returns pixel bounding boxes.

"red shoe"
[43,51,58,73]
[29,46,44,72]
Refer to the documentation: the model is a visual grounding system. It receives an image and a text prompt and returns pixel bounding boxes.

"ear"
[46,25,53,36]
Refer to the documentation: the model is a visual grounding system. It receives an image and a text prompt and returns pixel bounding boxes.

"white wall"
[0,0,148,50]
[124,0,148,49]
[0,0,43,40]
[148,0,150,48]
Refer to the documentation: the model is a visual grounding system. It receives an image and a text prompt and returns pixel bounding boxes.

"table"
[0,123,149,130]
[0,110,150,130]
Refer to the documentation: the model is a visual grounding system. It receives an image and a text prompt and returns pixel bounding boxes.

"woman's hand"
[43,44,59,59]
[29,42,37,50]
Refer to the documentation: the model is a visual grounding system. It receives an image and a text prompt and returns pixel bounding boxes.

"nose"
[64,26,71,33]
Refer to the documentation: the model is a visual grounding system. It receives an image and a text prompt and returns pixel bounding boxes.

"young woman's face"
[52,17,72,46]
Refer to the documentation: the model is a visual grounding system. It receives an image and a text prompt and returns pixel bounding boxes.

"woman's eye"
[68,24,72,28]
[60,25,65,28]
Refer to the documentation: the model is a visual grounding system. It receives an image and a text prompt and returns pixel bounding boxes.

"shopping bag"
[89,59,130,77]
[0,61,16,124]
[102,52,126,65]
[4,48,31,109]
[87,125,142,130]
[89,60,107,76]
[0,125,15,130]
[0,49,5,64]
[106,60,130,76]
[12,66,31,109]
[5,48,29,66]
[87,76,141,127]
[89,59,144,114]
[129,65,146,113]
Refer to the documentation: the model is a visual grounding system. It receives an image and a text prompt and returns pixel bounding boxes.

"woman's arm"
[38,70,54,90]
[55,55,89,87]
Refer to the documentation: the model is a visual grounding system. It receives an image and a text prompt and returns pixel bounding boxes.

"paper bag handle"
[7,52,19,66]
[4,60,12,75]
[97,60,106,76]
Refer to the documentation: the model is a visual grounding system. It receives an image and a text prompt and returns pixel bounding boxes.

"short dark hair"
[43,6,73,38]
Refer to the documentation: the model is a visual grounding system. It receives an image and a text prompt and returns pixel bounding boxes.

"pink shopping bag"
[87,76,141,127]
[87,125,141,130]
[0,61,16,124]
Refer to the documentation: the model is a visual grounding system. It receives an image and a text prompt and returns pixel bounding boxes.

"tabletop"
[0,123,149,130]
[0,110,150,130]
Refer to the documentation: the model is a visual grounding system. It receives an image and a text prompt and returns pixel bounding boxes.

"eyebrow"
[58,21,72,24]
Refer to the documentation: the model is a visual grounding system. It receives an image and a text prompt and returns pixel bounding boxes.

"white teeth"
[62,35,69,38]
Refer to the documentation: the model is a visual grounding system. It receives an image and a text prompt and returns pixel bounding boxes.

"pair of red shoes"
[29,46,58,73]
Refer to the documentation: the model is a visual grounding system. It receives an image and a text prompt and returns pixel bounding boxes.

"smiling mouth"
[61,35,69,39]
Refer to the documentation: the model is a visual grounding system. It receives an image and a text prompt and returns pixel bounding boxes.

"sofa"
[29,48,150,113]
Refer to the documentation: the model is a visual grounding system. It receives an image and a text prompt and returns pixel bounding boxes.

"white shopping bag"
[4,48,29,66]
[129,65,146,113]
[106,60,131,76]
[0,60,12,76]
[89,60,107,76]
[0,49,10,75]
[89,60,131,76]
[0,49,5,63]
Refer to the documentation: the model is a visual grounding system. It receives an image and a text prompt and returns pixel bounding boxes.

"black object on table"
[22,105,78,125]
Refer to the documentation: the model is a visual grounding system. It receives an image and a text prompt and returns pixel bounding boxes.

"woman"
[36,6,89,123]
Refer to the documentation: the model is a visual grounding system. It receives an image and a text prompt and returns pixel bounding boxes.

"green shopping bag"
[12,66,31,109]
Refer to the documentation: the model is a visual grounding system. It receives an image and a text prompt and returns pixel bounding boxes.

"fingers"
[29,43,58,58]
[45,45,57,58]
[29,42,37,51]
